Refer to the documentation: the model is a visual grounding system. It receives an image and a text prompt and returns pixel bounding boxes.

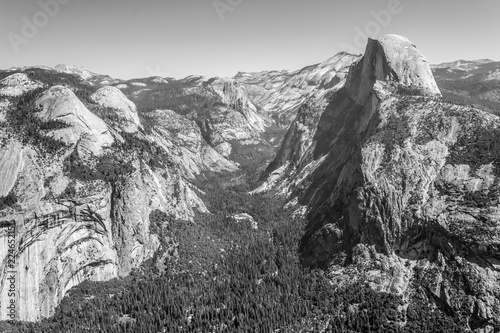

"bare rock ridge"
[432,59,495,71]
[36,86,114,155]
[235,52,360,125]
[260,34,500,331]
[55,65,96,81]
[55,64,120,86]
[345,34,441,104]
[90,86,142,133]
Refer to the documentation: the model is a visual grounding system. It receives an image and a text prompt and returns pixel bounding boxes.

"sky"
[1,0,499,80]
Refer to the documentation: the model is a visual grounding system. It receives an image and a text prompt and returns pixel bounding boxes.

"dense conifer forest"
[0,69,470,332]
[1,171,466,332]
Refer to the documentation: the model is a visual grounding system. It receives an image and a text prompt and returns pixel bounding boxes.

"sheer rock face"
[0,141,23,197]
[190,77,272,157]
[345,34,441,104]
[0,141,118,321]
[146,109,237,177]
[0,80,221,321]
[110,159,207,276]
[211,78,268,133]
[262,35,500,330]
[91,86,141,133]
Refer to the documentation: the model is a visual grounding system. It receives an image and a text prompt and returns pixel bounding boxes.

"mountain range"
[1,34,500,332]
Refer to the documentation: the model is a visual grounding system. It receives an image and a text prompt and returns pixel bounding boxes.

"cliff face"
[0,141,118,321]
[0,70,232,321]
[261,35,500,331]
[90,86,142,133]
[114,75,274,160]
[195,77,272,157]
[235,52,360,126]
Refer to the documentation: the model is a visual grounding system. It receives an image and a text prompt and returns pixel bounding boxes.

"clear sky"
[1,0,499,80]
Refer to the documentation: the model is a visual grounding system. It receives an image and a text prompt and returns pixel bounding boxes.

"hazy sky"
[1,0,499,80]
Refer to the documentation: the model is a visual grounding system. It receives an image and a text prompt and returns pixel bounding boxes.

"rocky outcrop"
[118,75,273,160]
[0,139,118,321]
[345,34,441,103]
[36,86,114,156]
[144,109,237,177]
[261,34,500,331]
[184,77,272,157]
[211,78,268,133]
[110,159,207,276]
[55,65,95,81]
[0,73,43,97]
[0,141,23,197]
[91,86,142,133]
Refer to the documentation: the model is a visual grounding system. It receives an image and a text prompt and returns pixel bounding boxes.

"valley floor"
[1,170,466,333]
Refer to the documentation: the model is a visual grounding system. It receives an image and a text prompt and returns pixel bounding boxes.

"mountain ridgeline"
[259,35,500,331]
[0,35,499,332]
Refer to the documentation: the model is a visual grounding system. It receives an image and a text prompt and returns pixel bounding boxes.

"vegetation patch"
[0,68,97,104]
[64,150,135,182]
[5,179,465,332]
[397,84,425,96]
[5,88,69,154]
[435,73,500,115]
[0,190,18,211]
[447,126,500,175]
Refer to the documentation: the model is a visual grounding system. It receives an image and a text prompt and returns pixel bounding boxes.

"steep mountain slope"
[234,52,361,126]
[260,34,500,331]
[51,57,364,175]
[432,59,500,114]
[0,69,235,321]
[113,75,278,176]
[2,40,499,331]
[90,86,142,133]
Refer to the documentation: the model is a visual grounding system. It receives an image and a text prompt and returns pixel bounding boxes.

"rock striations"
[0,71,234,321]
[260,34,500,331]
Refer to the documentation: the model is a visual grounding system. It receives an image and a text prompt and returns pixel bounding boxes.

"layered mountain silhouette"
[1,34,499,331]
